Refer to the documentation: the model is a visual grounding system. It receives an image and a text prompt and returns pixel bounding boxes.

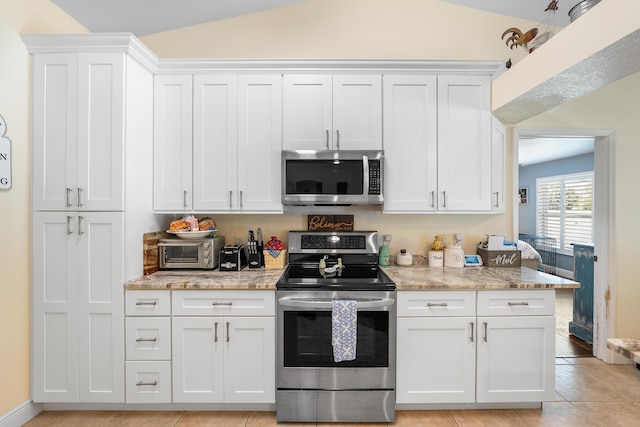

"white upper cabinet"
[192,74,238,211]
[32,53,125,211]
[382,75,438,213]
[491,116,506,212]
[153,75,193,212]
[437,75,492,212]
[236,74,283,213]
[283,74,382,150]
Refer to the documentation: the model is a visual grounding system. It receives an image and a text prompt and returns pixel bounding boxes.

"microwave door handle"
[158,241,201,248]
[362,155,370,198]
[278,297,395,309]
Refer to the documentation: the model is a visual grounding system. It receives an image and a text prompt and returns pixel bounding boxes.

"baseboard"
[0,400,42,427]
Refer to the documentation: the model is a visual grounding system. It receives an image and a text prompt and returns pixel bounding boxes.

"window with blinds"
[536,171,594,254]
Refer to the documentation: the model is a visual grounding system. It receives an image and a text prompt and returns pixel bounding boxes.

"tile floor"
[27,291,640,426]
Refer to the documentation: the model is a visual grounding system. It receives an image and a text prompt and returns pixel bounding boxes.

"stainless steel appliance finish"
[281,150,384,206]
[158,236,225,270]
[276,231,396,423]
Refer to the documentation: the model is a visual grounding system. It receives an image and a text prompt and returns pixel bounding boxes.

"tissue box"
[477,248,521,267]
[263,249,287,269]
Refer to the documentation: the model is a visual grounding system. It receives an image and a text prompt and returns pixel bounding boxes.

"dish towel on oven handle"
[331,299,357,362]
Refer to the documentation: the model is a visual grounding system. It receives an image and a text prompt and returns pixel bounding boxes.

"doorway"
[513,128,615,362]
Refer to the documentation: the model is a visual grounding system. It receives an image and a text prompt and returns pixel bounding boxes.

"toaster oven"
[158,236,225,270]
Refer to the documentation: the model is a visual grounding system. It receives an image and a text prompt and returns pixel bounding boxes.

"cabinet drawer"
[398,291,476,317]
[172,290,275,316]
[125,317,171,361]
[125,290,171,316]
[477,290,555,316]
[125,361,171,404]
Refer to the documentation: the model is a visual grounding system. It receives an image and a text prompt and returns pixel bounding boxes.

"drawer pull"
[470,322,474,342]
[212,302,233,306]
[136,381,157,387]
[135,301,158,306]
[427,302,448,307]
[507,301,530,306]
[135,338,157,342]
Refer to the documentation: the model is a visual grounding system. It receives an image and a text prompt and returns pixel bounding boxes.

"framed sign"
[307,215,354,232]
[0,115,11,190]
[518,187,528,205]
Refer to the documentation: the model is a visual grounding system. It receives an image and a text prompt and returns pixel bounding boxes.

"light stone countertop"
[125,265,579,291]
[383,265,580,290]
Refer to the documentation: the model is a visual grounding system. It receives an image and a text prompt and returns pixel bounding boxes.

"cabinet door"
[437,75,492,212]
[237,74,283,212]
[491,116,506,212]
[476,316,555,402]
[76,53,125,211]
[32,54,79,211]
[32,212,80,402]
[193,74,238,211]
[397,317,476,404]
[282,74,333,150]
[77,212,124,402]
[382,75,437,212]
[333,75,382,150]
[153,75,193,211]
[172,317,224,403]
[224,317,276,403]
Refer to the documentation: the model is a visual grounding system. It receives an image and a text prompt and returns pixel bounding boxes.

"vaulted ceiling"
[50,0,574,37]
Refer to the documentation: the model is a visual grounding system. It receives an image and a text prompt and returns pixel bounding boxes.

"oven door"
[276,290,396,390]
[159,240,210,269]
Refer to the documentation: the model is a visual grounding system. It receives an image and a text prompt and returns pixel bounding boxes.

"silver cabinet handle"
[229,190,233,209]
[427,302,448,307]
[135,337,157,342]
[77,187,83,207]
[494,191,500,208]
[508,301,530,306]
[430,191,435,208]
[78,216,84,235]
[66,188,72,207]
[136,381,157,386]
[66,216,73,235]
[212,302,233,306]
[483,322,488,342]
[325,130,330,150]
[239,190,243,209]
[135,301,157,306]
[214,321,219,342]
[470,322,474,342]
[226,322,230,342]
[183,190,188,208]
[442,191,447,208]
[336,130,340,150]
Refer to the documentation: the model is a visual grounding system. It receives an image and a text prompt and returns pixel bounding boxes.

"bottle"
[378,242,391,266]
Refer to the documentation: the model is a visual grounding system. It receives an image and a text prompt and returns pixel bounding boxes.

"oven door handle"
[278,297,395,309]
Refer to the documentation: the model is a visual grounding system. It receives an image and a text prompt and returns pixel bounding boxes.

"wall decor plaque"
[307,215,354,232]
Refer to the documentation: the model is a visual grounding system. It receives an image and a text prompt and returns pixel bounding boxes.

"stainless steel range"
[276,231,396,423]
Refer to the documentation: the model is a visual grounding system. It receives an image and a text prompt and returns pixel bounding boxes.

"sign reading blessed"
[0,115,11,190]
[307,215,354,232]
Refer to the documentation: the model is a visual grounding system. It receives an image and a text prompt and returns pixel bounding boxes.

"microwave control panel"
[369,160,381,195]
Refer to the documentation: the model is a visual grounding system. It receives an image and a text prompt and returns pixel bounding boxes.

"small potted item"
[428,236,444,267]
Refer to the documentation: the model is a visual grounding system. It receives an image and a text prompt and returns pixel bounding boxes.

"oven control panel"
[288,231,379,254]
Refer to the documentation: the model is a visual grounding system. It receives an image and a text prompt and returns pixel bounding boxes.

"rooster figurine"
[501,27,539,50]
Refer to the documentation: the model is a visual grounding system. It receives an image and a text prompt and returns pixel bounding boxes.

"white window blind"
[536,171,593,253]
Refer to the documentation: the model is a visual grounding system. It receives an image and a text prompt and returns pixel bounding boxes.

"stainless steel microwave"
[158,236,225,270]
[282,150,384,205]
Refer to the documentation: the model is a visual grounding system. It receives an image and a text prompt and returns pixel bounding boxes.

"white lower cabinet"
[171,291,276,404]
[397,290,555,405]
